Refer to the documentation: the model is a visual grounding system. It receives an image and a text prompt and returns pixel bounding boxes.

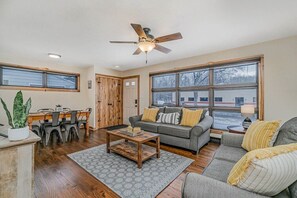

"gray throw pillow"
[274,117,297,146]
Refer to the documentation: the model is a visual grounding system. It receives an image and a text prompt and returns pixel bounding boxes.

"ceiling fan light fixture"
[138,41,155,53]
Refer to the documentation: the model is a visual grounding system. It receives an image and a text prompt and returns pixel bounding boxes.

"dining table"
[27,110,91,136]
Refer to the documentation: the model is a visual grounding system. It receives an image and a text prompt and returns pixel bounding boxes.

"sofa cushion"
[214,145,247,163]
[134,121,160,133]
[275,117,297,146]
[203,159,235,182]
[158,124,192,139]
[164,107,182,114]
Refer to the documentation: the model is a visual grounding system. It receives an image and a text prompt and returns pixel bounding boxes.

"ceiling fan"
[110,23,183,62]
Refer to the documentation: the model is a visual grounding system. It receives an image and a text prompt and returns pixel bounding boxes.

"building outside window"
[151,60,260,130]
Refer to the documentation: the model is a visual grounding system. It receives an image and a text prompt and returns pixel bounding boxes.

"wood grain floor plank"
[34,129,219,198]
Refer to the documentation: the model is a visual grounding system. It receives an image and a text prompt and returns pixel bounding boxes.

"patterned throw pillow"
[156,112,180,125]
[242,120,281,151]
[141,108,159,122]
[227,143,297,196]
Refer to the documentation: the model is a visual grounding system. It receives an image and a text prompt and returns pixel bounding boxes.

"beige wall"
[121,35,297,123]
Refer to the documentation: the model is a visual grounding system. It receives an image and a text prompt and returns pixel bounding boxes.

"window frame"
[0,63,80,92]
[150,56,264,130]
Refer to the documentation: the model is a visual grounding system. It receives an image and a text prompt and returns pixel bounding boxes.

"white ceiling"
[1,0,297,71]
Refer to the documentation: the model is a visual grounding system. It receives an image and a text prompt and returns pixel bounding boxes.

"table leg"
[106,133,110,153]
[28,117,33,130]
[156,137,160,158]
[137,143,142,168]
[85,114,90,137]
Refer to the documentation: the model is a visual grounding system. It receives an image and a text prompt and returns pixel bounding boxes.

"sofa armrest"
[221,132,244,148]
[129,114,142,127]
[182,173,268,198]
[191,115,213,137]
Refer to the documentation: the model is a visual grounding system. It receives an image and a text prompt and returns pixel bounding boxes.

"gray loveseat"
[182,117,297,198]
[129,107,213,153]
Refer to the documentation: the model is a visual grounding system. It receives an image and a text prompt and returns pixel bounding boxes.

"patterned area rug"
[68,142,194,198]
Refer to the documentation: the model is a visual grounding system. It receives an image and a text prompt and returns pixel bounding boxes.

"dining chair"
[37,108,54,112]
[31,125,42,137]
[44,112,64,146]
[64,111,79,141]
[77,108,92,132]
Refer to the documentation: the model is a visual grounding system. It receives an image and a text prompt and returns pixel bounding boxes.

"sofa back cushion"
[274,117,297,146]
[274,117,297,197]
[164,107,182,114]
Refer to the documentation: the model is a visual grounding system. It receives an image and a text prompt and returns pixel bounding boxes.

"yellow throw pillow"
[141,108,159,122]
[180,108,203,127]
[227,143,297,196]
[242,120,281,151]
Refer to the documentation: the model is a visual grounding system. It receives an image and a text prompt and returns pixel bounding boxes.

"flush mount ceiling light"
[48,53,61,59]
[115,65,120,68]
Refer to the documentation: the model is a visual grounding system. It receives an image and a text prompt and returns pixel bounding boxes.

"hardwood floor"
[34,129,219,198]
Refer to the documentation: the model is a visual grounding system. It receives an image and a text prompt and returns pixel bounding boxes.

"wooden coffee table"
[106,130,160,168]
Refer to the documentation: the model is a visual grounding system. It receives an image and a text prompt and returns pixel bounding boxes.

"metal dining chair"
[64,111,79,141]
[77,108,92,132]
[37,108,54,124]
[37,108,54,112]
[43,112,64,146]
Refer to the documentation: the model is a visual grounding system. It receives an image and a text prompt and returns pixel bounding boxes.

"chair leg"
[45,131,51,146]
[74,126,79,139]
[57,129,64,143]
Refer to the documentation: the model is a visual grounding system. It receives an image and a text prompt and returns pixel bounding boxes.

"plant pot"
[8,126,30,141]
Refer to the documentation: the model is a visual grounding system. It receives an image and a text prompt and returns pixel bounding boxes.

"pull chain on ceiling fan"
[110,23,183,63]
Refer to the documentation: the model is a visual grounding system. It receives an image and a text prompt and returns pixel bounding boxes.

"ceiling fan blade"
[131,23,147,39]
[154,44,171,54]
[154,32,183,43]
[110,41,137,44]
[133,48,142,55]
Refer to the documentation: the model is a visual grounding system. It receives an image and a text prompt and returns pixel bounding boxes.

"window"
[179,69,209,87]
[47,73,77,89]
[152,92,176,106]
[152,74,176,88]
[2,67,43,87]
[214,89,257,107]
[0,65,79,91]
[188,97,194,101]
[214,63,257,85]
[200,97,208,102]
[179,91,209,107]
[215,97,222,102]
[151,60,261,130]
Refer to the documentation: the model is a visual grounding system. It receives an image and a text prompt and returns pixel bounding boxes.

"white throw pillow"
[156,112,180,125]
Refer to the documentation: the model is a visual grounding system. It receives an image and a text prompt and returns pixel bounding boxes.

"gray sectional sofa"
[182,117,297,198]
[129,107,213,153]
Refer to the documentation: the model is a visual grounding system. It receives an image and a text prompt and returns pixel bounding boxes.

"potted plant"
[0,91,32,141]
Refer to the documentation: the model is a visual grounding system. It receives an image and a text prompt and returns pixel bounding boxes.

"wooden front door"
[96,75,122,129]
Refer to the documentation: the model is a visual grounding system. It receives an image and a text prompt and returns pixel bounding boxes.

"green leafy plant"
[0,91,32,129]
